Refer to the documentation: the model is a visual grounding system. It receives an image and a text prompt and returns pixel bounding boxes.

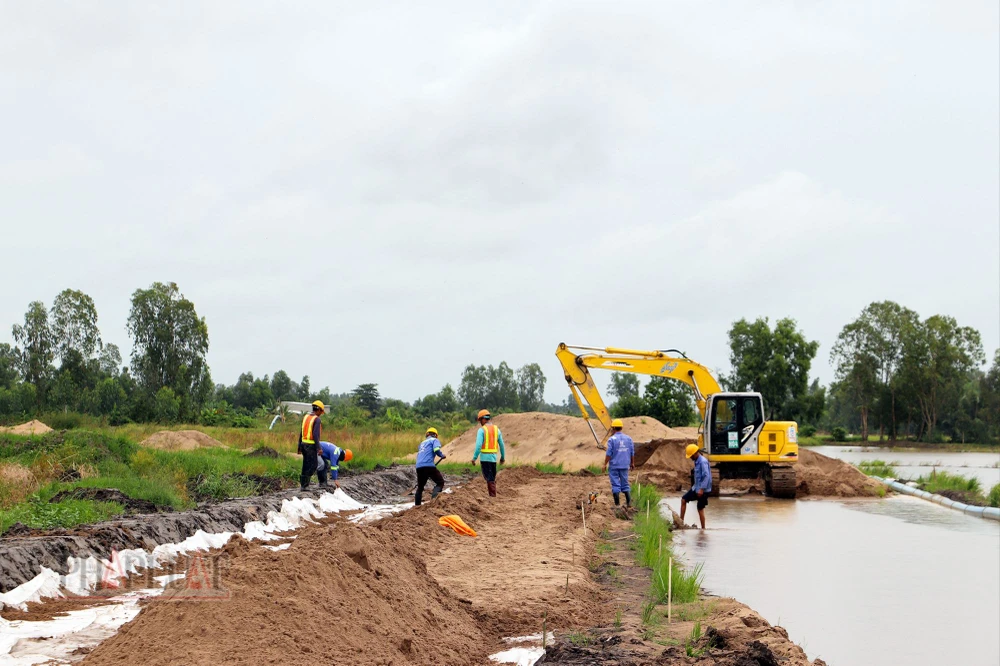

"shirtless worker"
[680,444,711,529]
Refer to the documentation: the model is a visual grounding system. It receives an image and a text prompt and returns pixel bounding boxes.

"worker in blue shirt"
[317,441,353,489]
[602,419,635,508]
[681,444,711,529]
[414,427,447,505]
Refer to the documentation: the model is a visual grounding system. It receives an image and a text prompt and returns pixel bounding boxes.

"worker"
[297,401,325,490]
[680,444,711,529]
[414,427,447,505]
[317,441,353,489]
[602,418,635,508]
[471,409,505,497]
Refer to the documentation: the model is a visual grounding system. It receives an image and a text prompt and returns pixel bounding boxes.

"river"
[663,492,1000,666]
[810,445,1000,488]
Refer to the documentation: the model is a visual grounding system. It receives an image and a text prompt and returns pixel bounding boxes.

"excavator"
[555,343,799,498]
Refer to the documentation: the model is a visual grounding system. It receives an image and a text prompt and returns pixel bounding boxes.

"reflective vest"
[480,424,500,454]
[301,414,319,444]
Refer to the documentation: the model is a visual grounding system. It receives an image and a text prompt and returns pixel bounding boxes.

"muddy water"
[811,445,1000,487]
[663,495,1000,666]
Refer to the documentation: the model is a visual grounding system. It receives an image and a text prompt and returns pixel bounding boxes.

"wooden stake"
[658,534,662,561]
[581,503,586,533]
[565,573,569,596]
[542,611,548,649]
[667,557,673,623]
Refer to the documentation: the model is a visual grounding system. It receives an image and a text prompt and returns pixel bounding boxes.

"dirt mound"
[0,420,53,435]
[139,430,223,451]
[245,446,280,458]
[440,412,692,471]
[640,441,883,497]
[85,520,495,666]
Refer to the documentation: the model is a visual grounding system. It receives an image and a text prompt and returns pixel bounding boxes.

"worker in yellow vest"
[297,401,325,490]
[471,409,505,497]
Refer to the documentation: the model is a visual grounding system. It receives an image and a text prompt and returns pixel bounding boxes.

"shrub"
[799,424,817,438]
[989,484,1000,508]
[857,460,898,478]
[46,411,84,430]
[831,426,848,442]
[0,463,39,508]
[230,414,255,429]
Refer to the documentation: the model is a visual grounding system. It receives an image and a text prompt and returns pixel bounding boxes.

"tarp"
[438,514,477,537]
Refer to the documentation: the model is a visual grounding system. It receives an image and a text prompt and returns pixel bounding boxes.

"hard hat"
[685,444,700,458]
[311,400,325,412]
[426,427,439,436]
[343,449,353,462]
[477,409,491,420]
[611,418,624,429]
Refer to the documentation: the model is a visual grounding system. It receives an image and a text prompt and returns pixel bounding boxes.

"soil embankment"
[445,413,881,498]
[0,467,417,594]
[81,469,819,666]
[0,420,53,435]
[138,430,224,451]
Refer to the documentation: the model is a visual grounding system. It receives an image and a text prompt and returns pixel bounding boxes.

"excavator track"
[709,466,721,497]
[765,466,797,499]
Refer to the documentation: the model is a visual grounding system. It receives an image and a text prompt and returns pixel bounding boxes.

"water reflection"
[811,446,1000,487]
[662,495,1000,666]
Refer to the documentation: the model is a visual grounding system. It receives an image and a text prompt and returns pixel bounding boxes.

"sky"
[1,1,998,405]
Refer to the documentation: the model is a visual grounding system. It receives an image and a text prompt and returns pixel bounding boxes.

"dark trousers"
[480,461,497,483]
[300,444,318,489]
[415,466,445,506]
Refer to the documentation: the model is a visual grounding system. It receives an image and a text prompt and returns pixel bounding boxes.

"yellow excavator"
[556,343,799,498]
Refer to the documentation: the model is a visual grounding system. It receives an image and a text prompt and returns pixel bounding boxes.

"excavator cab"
[708,393,764,456]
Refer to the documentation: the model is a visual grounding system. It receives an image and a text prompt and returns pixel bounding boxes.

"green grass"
[566,631,593,647]
[917,469,981,495]
[632,484,702,605]
[533,462,565,474]
[988,484,1000,508]
[1,497,124,534]
[856,460,899,478]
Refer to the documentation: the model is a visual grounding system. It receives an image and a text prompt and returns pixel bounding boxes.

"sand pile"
[441,412,692,471]
[139,430,223,451]
[640,440,882,498]
[0,420,53,435]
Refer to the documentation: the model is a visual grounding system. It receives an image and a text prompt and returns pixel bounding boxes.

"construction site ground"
[72,467,822,666]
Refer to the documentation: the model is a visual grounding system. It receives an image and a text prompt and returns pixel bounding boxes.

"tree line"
[3,286,996,442]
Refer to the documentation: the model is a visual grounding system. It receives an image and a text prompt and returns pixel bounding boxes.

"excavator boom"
[556,343,722,445]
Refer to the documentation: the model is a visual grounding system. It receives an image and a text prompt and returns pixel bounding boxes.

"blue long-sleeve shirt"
[473,426,506,463]
[319,441,344,479]
[692,454,712,492]
[416,436,445,468]
[605,433,634,469]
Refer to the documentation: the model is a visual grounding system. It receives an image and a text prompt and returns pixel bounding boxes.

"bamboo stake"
[581,503,586,533]
[658,534,662,561]
[668,557,673,623]
[565,573,569,596]
[542,611,548,648]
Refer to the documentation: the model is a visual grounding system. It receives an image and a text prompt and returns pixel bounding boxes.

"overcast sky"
[2,1,998,404]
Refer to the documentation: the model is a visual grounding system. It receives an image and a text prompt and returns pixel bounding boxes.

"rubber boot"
[623,491,631,508]
[431,484,443,499]
[613,492,620,506]
[487,482,497,497]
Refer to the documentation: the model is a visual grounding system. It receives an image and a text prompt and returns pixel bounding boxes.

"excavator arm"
[555,343,723,446]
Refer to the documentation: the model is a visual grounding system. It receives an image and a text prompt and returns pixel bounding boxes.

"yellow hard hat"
[311,400,325,412]
[611,418,624,429]
[426,427,439,436]
[343,449,353,462]
[685,444,700,458]
[477,409,491,420]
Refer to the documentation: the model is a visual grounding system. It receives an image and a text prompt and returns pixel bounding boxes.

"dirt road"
[78,468,819,665]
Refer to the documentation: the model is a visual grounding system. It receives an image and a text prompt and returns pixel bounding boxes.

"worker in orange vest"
[471,409,505,497]
[298,401,325,490]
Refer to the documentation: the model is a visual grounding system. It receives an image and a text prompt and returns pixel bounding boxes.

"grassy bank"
[631,483,702,628]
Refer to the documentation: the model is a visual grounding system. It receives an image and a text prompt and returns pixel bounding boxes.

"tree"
[726,317,819,421]
[830,317,880,440]
[610,394,645,419]
[414,384,459,417]
[608,373,641,399]
[459,362,519,412]
[643,377,696,426]
[858,301,919,440]
[352,383,382,415]
[516,363,547,412]
[50,289,102,364]
[12,301,54,408]
[126,282,210,420]
[297,375,311,400]
[270,370,294,401]
[98,343,123,377]
[0,343,18,389]
[232,372,275,412]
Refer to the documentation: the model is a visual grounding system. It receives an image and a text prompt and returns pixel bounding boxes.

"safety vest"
[301,414,319,444]
[480,424,500,454]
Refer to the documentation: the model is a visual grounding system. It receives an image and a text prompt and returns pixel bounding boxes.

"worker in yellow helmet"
[471,409,505,497]
[602,418,635,508]
[681,443,711,529]
[297,401,325,490]
[414,427,447,505]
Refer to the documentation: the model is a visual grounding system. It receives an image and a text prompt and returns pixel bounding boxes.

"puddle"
[664,494,1000,666]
